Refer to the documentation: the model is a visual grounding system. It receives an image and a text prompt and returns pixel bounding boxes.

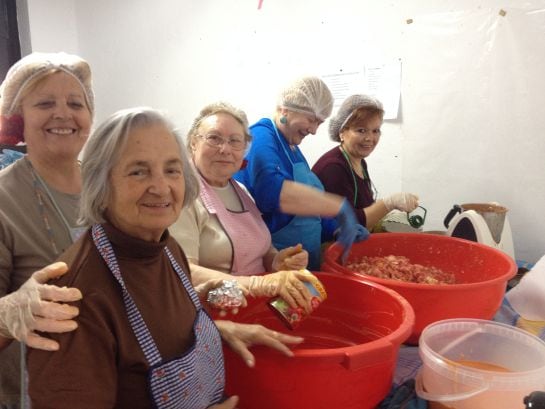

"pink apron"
[199,176,271,275]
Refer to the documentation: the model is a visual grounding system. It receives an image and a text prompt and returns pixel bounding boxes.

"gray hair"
[186,101,251,152]
[328,94,384,142]
[79,107,199,225]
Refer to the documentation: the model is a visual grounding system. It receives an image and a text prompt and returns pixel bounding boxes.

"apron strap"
[271,118,297,166]
[164,247,201,308]
[92,224,163,365]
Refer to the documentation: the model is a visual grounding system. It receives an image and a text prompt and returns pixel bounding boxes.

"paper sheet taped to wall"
[322,59,401,120]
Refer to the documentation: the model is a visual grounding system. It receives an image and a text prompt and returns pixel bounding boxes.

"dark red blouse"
[312,146,375,226]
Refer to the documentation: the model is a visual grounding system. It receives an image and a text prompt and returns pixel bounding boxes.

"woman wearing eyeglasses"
[312,94,419,231]
[170,102,316,364]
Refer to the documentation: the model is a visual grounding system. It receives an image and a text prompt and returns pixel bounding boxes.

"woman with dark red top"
[312,94,419,230]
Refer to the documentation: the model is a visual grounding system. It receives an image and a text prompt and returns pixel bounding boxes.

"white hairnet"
[0,52,94,116]
[328,94,383,141]
[277,76,333,121]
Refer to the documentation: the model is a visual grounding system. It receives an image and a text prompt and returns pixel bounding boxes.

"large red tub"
[221,272,414,409]
[322,233,517,344]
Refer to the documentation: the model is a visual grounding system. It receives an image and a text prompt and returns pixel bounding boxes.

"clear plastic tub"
[416,319,545,409]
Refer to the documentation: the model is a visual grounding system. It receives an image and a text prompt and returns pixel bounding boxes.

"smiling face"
[20,71,92,163]
[191,112,247,187]
[340,112,383,160]
[277,108,323,146]
[106,123,186,242]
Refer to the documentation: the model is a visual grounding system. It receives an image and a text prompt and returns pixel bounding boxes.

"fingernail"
[70,290,83,299]
[246,358,255,367]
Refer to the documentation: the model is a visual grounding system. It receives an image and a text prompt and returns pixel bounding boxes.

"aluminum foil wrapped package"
[206,280,244,310]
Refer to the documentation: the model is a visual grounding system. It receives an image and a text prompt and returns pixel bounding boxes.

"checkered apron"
[92,224,225,409]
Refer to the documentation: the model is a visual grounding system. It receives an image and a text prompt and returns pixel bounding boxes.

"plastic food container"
[322,233,517,344]
[415,318,545,409]
[222,272,415,409]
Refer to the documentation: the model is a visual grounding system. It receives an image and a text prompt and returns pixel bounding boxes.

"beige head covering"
[0,52,94,116]
[328,94,384,142]
[277,76,333,121]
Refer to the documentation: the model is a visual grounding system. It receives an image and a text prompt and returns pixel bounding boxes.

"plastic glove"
[0,262,82,351]
[383,193,419,212]
[335,199,362,264]
[355,224,370,243]
[215,320,303,368]
[247,270,314,313]
[272,244,308,272]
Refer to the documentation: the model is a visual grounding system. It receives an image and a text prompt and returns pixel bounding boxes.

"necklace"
[339,145,377,206]
[25,158,80,255]
[339,146,359,207]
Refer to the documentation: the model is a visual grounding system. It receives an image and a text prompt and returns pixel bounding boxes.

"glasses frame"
[198,133,247,151]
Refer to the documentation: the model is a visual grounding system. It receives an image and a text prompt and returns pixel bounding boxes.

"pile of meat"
[347,255,455,285]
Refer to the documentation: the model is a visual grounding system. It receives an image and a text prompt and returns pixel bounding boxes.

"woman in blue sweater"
[235,76,368,269]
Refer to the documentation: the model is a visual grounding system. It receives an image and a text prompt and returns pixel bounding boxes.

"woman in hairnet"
[0,52,92,408]
[234,77,368,270]
[312,94,419,230]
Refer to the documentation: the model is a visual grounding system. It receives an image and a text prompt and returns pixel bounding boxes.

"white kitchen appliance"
[443,203,515,260]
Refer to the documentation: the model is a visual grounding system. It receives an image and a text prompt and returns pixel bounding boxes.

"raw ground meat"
[347,255,455,284]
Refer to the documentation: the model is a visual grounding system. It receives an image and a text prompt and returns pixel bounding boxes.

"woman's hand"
[194,278,248,316]
[215,320,303,368]
[247,270,314,313]
[383,193,419,212]
[272,244,308,271]
[0,262,82,351]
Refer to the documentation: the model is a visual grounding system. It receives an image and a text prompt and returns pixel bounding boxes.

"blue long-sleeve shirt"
[234,118,336,241]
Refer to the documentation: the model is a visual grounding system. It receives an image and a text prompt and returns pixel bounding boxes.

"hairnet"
[277,76,333,121]
[0,52,94,116]
[328,94,383,141]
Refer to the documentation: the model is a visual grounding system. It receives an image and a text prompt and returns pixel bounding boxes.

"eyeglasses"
[198,133,247,151]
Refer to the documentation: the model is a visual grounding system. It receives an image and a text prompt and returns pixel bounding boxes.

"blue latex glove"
[355,224,370,242]
[335,199,369,264]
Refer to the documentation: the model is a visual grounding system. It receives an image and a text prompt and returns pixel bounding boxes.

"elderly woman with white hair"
[27,107,239,409]
[0,52,93,408]
[312,94,419,231]
[234,77,369,268]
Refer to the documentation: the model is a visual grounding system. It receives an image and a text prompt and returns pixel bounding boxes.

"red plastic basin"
[322,233,517,345]
[221,272,414,409]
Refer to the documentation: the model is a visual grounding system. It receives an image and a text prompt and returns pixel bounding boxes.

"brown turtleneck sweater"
[27,223,198,409]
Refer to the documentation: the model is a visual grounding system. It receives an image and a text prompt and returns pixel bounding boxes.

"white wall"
[20,0,545,264]
[23,0,78,53]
